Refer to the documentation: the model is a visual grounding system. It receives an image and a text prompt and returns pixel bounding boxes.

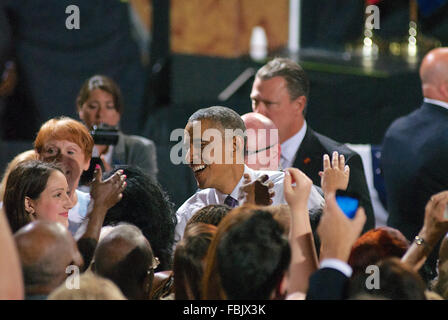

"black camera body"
[90,124,119,145]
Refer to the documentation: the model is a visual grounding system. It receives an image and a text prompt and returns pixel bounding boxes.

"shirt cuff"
[320,258,353,278]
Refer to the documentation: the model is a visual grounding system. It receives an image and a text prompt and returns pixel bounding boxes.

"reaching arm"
[77,165,126,271]
[402,191,448,271]
[283,168,319,295]
[0,207,24,299]
[239,173,275,206]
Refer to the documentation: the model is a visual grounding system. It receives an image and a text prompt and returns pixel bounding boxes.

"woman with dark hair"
[4,160,71,232]
[103,165,176,271]
[173,223,217,300]
[4,159,127,270]
[76,75,158,180]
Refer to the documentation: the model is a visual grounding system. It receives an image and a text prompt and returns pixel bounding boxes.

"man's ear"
[440,80,448,100]
[292,95,306,116]
[24,196,36,217]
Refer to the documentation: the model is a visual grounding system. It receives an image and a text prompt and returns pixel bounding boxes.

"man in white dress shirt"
[174,106,324,242]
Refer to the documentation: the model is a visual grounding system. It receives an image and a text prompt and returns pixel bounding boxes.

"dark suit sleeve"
[127,136,159,181]
[346,153,375,232]
[0,4,12,71]
[306,268,349,300]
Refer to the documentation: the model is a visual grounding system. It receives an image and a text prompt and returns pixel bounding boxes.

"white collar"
[280,121,307,163]
[215,165,252,201]
[423,98,448,110]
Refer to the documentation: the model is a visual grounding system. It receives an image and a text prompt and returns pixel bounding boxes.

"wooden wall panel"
[171,0,289,57]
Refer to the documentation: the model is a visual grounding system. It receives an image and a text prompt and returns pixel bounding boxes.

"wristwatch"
[414,236,431,253]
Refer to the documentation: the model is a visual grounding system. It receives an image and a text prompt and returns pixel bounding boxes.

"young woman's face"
[78,88,121,129]
[27,170,73,228]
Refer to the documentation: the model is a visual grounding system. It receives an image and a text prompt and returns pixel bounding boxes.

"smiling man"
[174,106,324,242]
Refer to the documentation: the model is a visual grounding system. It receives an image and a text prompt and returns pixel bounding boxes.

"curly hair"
[102,165,176,271]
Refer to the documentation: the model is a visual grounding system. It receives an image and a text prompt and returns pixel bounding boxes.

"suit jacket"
[306,268,349,300]
[293,126,375,232]
[0,4,11,72]
[112,132,158,180]
[382,102,448,275]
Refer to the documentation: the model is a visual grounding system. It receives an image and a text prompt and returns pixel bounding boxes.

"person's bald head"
[93,224,155,300]
[420,47,448,102]
[14,220,83,296]
[242,112,281,171]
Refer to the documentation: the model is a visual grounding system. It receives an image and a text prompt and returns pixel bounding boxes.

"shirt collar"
[280,121,307,163]
[215,165,252,202]
[424,98,448,110]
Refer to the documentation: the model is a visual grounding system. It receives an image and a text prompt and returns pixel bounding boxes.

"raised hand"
[319,151,350,195]
[90,165,126,210]
[421,191,448,246]
[239,173,275,205]
[284,168,312,211]
[318,192,366,262]
[402,191,448,271]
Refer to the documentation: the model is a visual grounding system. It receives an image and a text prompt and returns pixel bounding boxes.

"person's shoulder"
[121,133,156,148]
[385,106,426,136]
[311,130,359,159]
[75,189,91,202]
[176,189,212,214]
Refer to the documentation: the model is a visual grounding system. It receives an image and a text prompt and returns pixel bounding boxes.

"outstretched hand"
[284,168,312,211]
[239,173,275,206]
[317,192,366,262]
[421,191,448,246]
[319,151,350,195]
[90,166,126,210]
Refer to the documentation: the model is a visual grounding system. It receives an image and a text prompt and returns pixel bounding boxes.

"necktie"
[224,195,239,208]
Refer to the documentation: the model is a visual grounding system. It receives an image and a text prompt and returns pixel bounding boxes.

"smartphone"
[335,190,360,219]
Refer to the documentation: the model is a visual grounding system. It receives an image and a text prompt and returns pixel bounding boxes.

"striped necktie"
[224,195,239,208]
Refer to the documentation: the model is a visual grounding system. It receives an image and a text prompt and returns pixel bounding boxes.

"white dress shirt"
[423,98,448,110]
[320,258,353,278]
[280,121,307,170]
[174,164,324,243]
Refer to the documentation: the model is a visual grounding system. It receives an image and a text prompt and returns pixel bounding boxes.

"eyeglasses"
[246,144,277,156]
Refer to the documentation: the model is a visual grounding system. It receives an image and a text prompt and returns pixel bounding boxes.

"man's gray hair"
[188,106,246,134]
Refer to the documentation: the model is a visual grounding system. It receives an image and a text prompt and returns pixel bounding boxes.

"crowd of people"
[1,47,448,301]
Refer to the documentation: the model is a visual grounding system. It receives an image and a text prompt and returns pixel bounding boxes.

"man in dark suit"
[382,47,448,278]
[250,57,375,232]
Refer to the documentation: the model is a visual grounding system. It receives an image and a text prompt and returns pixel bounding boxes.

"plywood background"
[171,0,289,57]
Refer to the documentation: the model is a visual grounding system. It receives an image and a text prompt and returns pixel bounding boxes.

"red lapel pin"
[304,157,311,164]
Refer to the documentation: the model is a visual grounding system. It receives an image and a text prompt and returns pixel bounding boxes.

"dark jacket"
[293,126,375,232]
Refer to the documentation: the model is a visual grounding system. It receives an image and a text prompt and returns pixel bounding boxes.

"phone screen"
[335,195,359,219]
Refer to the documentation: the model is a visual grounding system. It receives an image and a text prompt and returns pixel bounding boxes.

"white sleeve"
[320,258,353,278]
[307,185,325,210]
